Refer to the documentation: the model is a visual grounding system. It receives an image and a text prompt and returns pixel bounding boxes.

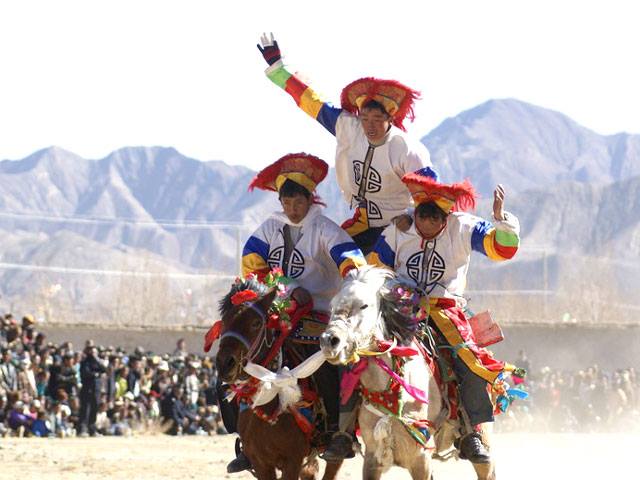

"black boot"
[226,438,252,473]
[321,432,355,462]
[458,432,491,464]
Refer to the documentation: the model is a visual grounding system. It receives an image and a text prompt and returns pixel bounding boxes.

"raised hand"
[257,32,281,66]
[493,184,505,221]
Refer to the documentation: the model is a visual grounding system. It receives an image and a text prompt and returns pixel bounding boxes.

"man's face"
[280,193,313,224]
[359,107,391,144]
[415,212,447,239]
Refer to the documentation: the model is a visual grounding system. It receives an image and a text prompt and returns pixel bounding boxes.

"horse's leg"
[280,457,304,480]
[362,451,384,480]
[300,455,319,480]
[471,460,496,480]
[321,460,343,480]
[407,451,432,480]
[471,422,495,479]
[252,462,277,480]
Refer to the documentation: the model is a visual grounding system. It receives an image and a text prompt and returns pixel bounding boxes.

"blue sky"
[1,0,638,169]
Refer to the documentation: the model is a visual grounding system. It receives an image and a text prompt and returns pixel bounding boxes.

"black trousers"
[352,227,385,256]
[216,379,238,434]
[428,322,495,428]
[302,344,340,431]
[79,390,99,434]
[451,354,495,427]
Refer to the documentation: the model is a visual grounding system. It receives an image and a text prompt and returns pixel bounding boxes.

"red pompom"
[230,290,259,306]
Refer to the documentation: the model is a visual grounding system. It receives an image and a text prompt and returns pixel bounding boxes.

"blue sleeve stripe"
[471,220,493,255]
[374,235,396,268]
[316,103,341,136]
[242,236,270,259]
[330,241,363,267]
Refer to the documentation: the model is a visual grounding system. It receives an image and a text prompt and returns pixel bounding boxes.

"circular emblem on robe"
[353,161,382,193]
[267,247,305,279]
[406,250,446,291]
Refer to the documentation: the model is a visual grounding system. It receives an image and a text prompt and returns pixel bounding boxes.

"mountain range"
[1,98,638,326]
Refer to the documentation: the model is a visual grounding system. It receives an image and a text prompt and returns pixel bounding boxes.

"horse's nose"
[320,331,341,350]
[217,355,237,380]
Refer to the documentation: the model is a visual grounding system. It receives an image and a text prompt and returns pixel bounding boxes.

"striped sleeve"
[323,220,366,277]
[469,213,520,261]
[367,228,396,269]
[242,234,270,278]
[265,60,342,136]
[329,242,367,277]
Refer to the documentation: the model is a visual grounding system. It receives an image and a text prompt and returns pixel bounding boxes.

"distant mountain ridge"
[1,98,638,325]
[423,99,640,197]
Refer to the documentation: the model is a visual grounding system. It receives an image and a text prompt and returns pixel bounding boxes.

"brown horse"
[215,277,342,480]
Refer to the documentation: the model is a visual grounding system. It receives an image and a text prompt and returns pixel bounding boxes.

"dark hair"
[278,179,311,200]
[361,99,389,116]
[416,201,448,222]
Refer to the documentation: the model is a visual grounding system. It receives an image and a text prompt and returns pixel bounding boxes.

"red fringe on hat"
[402,174,477,212]
[340,77,421,131]
[248,153,328,192]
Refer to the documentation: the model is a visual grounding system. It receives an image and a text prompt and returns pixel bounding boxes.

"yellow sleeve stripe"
[242,253,269,278]
[299,88,324,119]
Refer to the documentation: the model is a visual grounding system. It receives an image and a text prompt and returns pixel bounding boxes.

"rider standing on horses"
[368,167,521,464]
[257,33,434,255]
[223,153,367,473]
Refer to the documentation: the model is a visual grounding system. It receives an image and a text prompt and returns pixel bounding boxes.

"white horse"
[320,266,496,480]
[320,266,442,480]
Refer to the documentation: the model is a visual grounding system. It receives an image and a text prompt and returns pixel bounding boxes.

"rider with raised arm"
[368,167,520,464]
[223,153,366,473]
[257,33,434,254]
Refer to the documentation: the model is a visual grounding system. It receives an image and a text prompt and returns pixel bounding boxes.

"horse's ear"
[257,287,278,311]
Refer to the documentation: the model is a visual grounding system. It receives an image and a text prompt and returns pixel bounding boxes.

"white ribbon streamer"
[244,350,326,410]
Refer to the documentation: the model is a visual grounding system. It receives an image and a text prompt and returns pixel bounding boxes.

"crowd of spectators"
[2,314,639,438]
[0,314,225,439]
[497,351,640,433]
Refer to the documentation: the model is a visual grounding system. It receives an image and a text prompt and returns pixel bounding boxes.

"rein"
[220,302,270,366]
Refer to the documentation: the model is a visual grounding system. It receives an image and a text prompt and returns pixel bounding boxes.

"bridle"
[329,305,387,364]
[219,301,276,373]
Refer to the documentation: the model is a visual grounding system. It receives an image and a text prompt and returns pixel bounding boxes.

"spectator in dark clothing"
[3,315,20,346]
[161,385,199,435]
[47,352,77,398]
[126,357,142,398]
[0,347,18,394]
[79,346,106,436]
[104,362,117,407]
[33,332,47,356]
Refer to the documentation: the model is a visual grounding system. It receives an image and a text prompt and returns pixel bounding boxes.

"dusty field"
[0,432,635,479]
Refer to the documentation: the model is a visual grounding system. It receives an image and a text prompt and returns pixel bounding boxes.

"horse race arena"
[1,432,637,479]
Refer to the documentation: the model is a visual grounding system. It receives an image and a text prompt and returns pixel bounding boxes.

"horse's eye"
[360,304,368,310]
[251,318,262,330]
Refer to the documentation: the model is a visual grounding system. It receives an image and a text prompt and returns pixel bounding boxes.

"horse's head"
[320,266,395,365]
[215,278,277,383]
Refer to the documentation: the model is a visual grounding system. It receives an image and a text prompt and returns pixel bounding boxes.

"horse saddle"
[290,311,329,344]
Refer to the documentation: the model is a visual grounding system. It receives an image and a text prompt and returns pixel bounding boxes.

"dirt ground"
[0,432,635,479]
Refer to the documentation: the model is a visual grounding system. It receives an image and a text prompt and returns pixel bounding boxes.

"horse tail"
[373,416,394,468]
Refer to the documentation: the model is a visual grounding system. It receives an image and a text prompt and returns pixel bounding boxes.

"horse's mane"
[379,279,421,346]
[218,277,269,317]
[343,265,394,289]
[342,266,419,346]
